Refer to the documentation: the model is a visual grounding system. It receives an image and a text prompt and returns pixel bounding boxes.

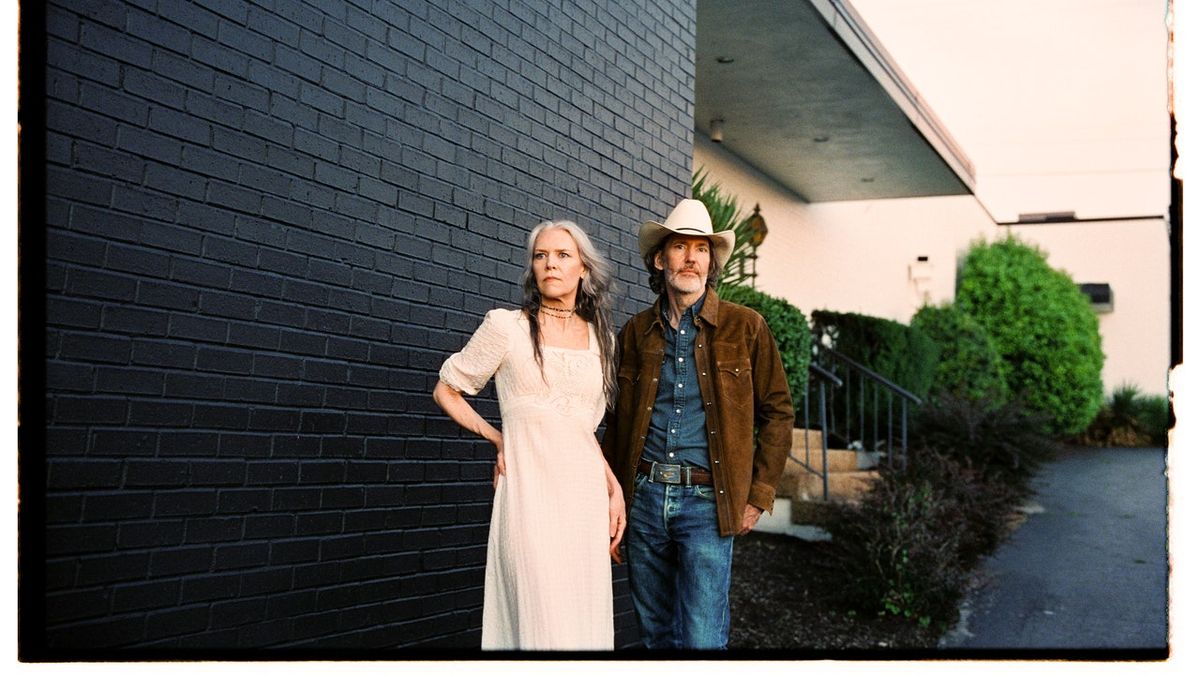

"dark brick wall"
[34,0,695,654]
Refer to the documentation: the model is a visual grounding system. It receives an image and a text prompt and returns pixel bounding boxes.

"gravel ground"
[728,531,943,654]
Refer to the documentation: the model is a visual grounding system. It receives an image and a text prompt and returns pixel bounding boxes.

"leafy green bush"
[956,236,1104,436]
[825,397,1044,626]
[823,466,966,627]
[905,449,1023,566]
[1074,383,1170,448]
[914,394,1059,489]
[810,310,937,400]
[911,303,1009,404]
[1133,393,1171,448]
[717,284,811,411]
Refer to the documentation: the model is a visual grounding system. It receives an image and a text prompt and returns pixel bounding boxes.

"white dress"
[439,308,613,650]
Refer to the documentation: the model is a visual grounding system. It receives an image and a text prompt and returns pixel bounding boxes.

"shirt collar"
[646,289,720,334]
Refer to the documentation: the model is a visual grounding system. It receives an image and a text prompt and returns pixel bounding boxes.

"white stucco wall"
[694,141,1171,396]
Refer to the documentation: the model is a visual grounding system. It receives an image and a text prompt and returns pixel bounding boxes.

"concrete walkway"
[939,445,1169,655]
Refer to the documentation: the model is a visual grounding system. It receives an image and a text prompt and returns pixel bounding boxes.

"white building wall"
[695,141,1171,396]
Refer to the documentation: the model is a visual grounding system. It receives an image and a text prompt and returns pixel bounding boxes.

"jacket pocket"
[717,357,754,409]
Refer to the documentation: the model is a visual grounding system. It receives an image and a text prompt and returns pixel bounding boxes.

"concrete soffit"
[696,0,976,203]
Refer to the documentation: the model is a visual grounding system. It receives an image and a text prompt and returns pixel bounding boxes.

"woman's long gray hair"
[520,220,618,410]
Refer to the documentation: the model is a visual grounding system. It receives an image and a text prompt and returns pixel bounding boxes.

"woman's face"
[532,227,586,305]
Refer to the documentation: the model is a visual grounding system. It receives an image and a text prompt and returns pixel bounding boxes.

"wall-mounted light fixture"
[710,118,725,143]
[909,255,932,282]
[910,255,932,303]
[744,203,768,288]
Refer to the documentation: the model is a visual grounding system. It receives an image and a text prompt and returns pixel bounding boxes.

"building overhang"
[696,0,975,202]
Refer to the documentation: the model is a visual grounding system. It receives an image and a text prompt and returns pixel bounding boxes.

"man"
[601,198,793,649]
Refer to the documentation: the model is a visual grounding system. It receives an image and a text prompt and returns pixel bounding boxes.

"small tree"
[956,236,1104,436]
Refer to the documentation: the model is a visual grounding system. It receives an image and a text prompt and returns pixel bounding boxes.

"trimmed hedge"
[717,284,811,412]
[810,309,937,400]
[911,303,1009,404]
[956,237,1104,436]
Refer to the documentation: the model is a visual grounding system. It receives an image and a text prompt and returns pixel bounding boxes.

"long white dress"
[439,308,613,650]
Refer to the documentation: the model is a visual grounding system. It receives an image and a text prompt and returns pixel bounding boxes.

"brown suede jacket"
[600,293,794,537]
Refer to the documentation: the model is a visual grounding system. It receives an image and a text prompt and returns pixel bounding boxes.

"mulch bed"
[728,531,943,653]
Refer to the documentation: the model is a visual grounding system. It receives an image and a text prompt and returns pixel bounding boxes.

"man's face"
[655,234,711,296]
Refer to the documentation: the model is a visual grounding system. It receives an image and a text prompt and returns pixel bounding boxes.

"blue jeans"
[626,472,735,649]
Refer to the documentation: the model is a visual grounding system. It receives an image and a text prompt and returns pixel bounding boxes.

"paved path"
[939,445,1168,654]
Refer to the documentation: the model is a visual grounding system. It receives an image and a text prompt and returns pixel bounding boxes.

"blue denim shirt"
[642,291,710,469]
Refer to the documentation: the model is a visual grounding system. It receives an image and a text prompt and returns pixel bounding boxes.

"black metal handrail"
[792,361,842,500]
[818,346,921,404]
[791,345,923,501]
[809,344,922,473]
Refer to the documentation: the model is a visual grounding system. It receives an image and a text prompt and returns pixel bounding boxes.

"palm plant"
[692,170,757,288]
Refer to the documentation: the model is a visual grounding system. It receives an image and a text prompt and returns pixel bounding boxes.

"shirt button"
[675,409,681,414]
[668,453,675,458]
[677,357,683,362]
[677,383,683,388]
[681,329,686,334]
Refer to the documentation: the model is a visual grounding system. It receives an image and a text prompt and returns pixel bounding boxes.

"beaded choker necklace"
[538,305,575,318]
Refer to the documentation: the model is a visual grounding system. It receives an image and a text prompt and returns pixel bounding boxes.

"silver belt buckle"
[652,462,681,484]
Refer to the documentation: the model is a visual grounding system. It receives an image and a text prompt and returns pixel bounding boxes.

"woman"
[432,220,625,650]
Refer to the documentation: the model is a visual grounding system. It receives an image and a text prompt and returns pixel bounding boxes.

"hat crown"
[662,198,714,236]
[637,198,735,273]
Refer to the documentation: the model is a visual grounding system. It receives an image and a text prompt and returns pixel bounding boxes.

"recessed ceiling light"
[860,177,875,183]
[812,135,829,143]
[716,56,735,64]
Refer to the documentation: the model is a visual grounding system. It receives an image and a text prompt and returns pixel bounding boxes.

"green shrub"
[810,310,937,400]
[914,394,1059,488]
[823,467,966,626]
[911,303,1009,404]
[956,236,1104,436]
[824,401,1041,626]
[1134,393,1171,448]
[1074,383,1170,448]
[904,449,1024,566]
[717,284,811,411]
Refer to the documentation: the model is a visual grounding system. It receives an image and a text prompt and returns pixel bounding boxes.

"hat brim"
[638,221,735,272]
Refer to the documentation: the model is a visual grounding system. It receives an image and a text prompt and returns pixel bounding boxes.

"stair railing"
[794,361,842,501]
[806,344,922,474]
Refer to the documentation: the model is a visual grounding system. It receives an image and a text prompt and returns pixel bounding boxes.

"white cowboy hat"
[638,198,736,271]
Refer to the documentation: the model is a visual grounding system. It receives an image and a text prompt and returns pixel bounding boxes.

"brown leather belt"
[637,458,713,486]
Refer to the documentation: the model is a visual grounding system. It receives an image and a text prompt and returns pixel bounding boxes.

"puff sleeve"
[438,309,511,396]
